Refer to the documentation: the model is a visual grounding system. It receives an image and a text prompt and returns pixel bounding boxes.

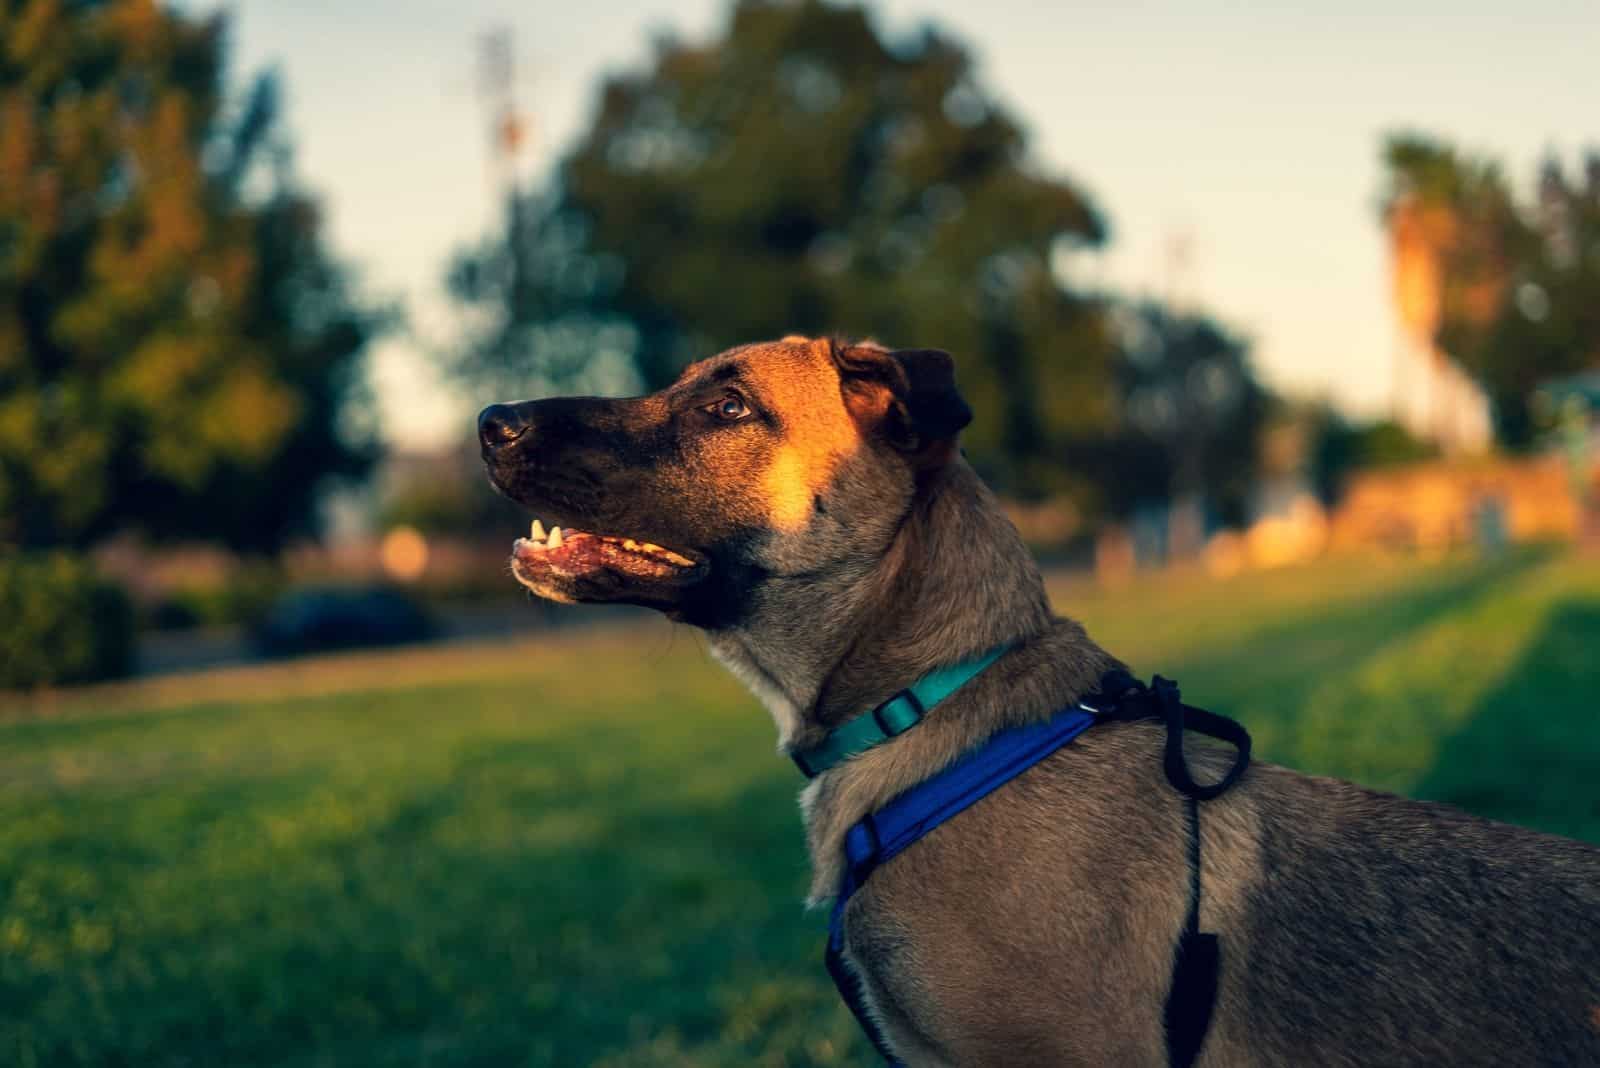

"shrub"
[146,563,286,631]
[0,553,135,689]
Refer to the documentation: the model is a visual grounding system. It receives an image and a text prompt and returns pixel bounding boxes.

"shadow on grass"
[1413,600,1600,844]
[1152,548,1551,734]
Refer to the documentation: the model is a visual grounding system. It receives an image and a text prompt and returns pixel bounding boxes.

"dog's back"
[1224,762,1600,1066]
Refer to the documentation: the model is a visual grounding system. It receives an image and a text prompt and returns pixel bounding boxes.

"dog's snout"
[478,404,528,450]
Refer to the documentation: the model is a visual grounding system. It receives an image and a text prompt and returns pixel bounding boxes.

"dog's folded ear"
[832,340,972,465]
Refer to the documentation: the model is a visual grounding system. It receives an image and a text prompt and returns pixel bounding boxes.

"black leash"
[1085,670,1252,1068]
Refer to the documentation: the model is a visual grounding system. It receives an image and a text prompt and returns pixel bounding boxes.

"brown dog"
[478,335,1600,1066]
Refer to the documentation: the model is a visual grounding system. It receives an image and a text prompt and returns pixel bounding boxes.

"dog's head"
[478,336,971,627]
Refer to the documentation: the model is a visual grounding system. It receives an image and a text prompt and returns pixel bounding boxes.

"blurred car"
[252,586,435,658]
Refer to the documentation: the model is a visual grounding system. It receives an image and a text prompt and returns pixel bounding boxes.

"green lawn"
[4,549,1599,1067]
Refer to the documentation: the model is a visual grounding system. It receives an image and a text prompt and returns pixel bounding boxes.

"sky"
[200,0,1600,450]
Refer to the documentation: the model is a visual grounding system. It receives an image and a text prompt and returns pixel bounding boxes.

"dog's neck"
[708,459,1054,750]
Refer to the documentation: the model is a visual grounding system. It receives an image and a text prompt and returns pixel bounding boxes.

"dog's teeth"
[530,519,546,542]
[622,538,640,550]
[642,542,662,553]
[547,526,563,549]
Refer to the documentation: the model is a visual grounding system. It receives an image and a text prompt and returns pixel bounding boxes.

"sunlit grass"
[4,548,1599,1066]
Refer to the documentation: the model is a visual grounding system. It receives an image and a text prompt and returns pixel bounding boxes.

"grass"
[4,548,1600,1066]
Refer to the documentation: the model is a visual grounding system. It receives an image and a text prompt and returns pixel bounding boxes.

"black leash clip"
[1088,670,1252,801]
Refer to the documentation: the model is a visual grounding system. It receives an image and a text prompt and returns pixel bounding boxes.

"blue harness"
[808,667,1252,1067]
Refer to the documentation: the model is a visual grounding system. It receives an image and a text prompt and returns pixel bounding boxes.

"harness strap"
[1085,670,1249,1068]
[825,928,902,1065]
[1086,670,1252,800]
[1163,795,1220,1068]
[826,707,1098,1065]
[822,671,1250,1067]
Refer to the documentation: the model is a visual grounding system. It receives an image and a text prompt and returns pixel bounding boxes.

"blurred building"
[1388,195,1494,454]
[1328,455,1578,553]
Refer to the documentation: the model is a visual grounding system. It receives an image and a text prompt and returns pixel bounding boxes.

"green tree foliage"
[449,0,1125,500]
[0,0,381,551]
[0,551,132,686]
[377,446,523,538]
[1305,407,1436,507]
[1382,134,1600,447]
[1095,302,1267,524]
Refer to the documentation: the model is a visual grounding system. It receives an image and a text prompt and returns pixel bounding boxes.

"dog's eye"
[705,392,751,422]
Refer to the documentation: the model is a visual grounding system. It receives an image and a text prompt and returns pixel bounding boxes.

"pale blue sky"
[202,1,1599,448]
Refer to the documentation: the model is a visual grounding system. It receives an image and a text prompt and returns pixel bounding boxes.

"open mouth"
[510,518,704,603]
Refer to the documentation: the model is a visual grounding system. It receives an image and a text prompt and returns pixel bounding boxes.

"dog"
[478,335,1600,1066]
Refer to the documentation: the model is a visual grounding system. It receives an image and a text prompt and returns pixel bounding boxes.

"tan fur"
[753,338,866,531]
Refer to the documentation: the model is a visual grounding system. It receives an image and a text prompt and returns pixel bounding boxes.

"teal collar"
[789,647,1009,778]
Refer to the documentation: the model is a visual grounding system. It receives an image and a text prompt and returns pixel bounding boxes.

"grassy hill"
[4,548,1598,1066]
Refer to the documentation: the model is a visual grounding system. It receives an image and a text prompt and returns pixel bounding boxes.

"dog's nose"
[478,404,528,449]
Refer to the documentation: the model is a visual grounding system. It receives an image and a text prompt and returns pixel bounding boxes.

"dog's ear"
[832,340,972,465]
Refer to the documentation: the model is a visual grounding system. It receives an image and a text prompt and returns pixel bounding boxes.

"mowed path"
[3,549,1597,1067]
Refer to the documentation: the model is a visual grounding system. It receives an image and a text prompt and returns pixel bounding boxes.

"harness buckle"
[844,815,884,885]
[872,689,925,737]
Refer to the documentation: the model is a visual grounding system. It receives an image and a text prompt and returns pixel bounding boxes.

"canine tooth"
[622,538,640,550]
[642,542,663,553]
[547,526,563,549]
[530,519,546,542]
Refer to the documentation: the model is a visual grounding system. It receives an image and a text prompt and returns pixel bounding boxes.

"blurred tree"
[1093,302,1268,525]
[0,0,382,552]
[447,0,1119,500]
[1306,407,1436,507]
[377,446,523,538]
[1381,134,1600,447]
